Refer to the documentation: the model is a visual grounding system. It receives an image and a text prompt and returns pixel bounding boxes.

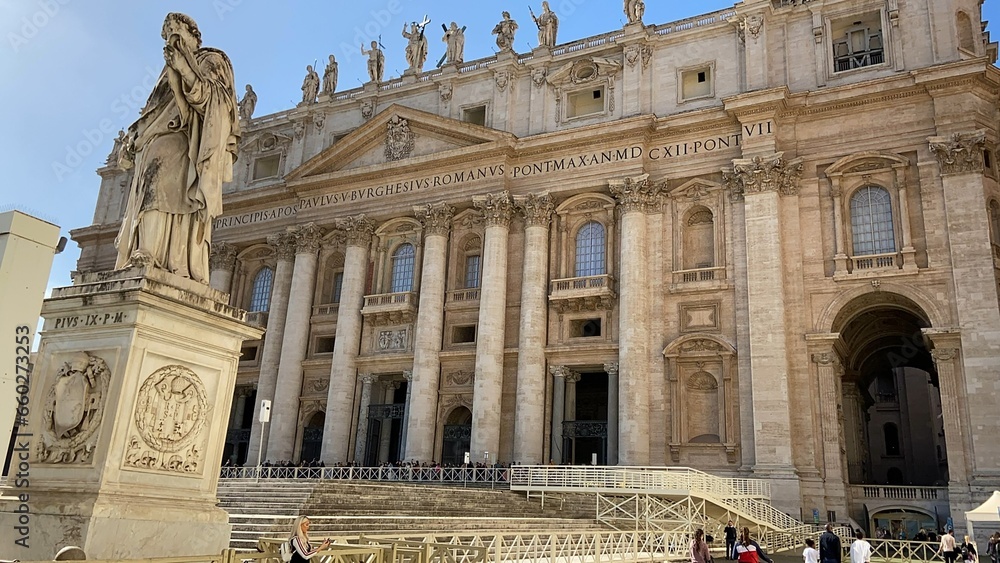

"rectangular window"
[453,325,476,344]
[314,336,336,355]
[252,154,281,180]
[462,105,487,126]
[681,66,714,101]
[464,255,481,289]
[831,13,884,72]
[570,318,603,338]
[239,344,259,363]
[332,272,344,303]
[566,87,605,119]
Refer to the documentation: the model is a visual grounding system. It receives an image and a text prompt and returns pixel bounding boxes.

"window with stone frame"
[850,185,897,257]
[683,207,715,270]
[957,11,976,53]
[248,267,274,312]
[883,422,901,456]
[390,243,415,293]
[574,221,607,277]
[252,153,281,181]
[831,12,885,72]
[464,255,481,289]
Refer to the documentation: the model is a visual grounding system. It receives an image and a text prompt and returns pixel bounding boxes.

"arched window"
[957,11,976,52]
[249,267,274,312]
[390,243,415,293]
[884,422,901,456]
[575,221,606,277]
[851,186,896,256]
[684,207,715,270]
[989,200,1000,246]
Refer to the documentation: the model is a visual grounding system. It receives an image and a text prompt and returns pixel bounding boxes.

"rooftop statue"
[301,64,319,104]
[322,55,338,96]
[238,84,256,121]
[531,2,559,48]
[114,13,240,283]
[492,11,518,52]
[362,40,385,83]
[624,0,645,25]
[442,22,466,65]
[402,20,429,74]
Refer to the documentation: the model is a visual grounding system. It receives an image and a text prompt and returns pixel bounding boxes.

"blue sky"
[1,0,998,295]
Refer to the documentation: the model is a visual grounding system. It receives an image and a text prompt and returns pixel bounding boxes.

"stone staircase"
[218,478,607,551]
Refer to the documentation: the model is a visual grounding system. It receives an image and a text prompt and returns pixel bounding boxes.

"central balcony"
[361,291,418,325]
[549,274,616,313]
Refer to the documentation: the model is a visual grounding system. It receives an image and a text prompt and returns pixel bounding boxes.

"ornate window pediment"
[546,57,621,123]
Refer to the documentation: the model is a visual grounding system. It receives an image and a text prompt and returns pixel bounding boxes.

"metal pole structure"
[256,399,272,482]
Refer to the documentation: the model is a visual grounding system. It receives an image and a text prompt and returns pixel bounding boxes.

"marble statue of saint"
[442,22,465,65]
[114,13,240,283]
[322,55,338,96]
[492,11,518,52]
[362,40,385,83]
[238,84,257,121]
[402,22,429,73]
[531,2,559,48]
[624,0,645,24]
[106,129,127,166]
[301,65,320,104]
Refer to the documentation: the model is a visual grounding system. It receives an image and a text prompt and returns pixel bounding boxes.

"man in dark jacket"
[725,521,738,559]
[820,524,843,563]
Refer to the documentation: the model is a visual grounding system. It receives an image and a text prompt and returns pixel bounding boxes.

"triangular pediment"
[669,178,724,201]
[287,104,516,182]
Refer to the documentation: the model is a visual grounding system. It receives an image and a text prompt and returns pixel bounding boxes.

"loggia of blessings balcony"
[361,291,419,325]
[548,274,617,312]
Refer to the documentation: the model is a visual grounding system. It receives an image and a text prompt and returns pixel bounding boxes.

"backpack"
[279,538,293,563]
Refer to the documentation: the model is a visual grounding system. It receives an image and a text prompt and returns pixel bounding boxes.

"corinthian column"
[550,366,569,463]
[354,373,377,463]
[604,362,619,464]
[609,174,661,465]
[726,152,803,512]
[267,223,324,461]
[248,231,296,463]
[805,333,848,519]
[322,215,375,464]
[513,193,554,464]
[470,191,513,463]
[404,203,454,462]
[209,242,238,294]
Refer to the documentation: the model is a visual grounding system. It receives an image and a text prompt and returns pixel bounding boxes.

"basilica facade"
[74,0,1000,530]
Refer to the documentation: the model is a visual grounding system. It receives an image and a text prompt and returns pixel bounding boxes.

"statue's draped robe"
[115,47,240,283]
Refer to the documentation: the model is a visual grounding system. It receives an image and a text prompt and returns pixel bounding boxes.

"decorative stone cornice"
[266,231,297,261]
[209,242,238,271]
[515,193,555,227]
[928,130,986,175]
[724,152,804,200]
[292,223,325,254]
[473,191,514,228]
[338,214,376,248]
[414,202,455,237]
[608,174,662,214]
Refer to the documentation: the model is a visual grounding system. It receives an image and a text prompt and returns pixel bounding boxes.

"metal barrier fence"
[220,466,510,486]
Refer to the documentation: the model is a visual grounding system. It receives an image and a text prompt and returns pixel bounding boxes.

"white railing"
[508,466,770,500]
[850,484,946,501]
[550,274,615,294]
[653,9,738,36]
[851,252,900,271]
[313,303,340,316]
[362,291,417,309]
[447,288,482,303]
[550,31,625,57]
[220,465,511,485]
[673,267,726,284]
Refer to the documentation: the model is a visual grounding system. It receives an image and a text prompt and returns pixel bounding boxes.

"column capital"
[414,202,455,237]
[292,223,325,254]
[358,373,377,385]
[930,347,960,363]
[603,362,619,376]
[810,353,844,376]
[209,242,238,271]
[403,369,413,382]
[266,231,297,261]
[338,215,376,248]
[724,151,803,200]
[928,130,986,175]
[608,174,662,214]
[514,193,555,227]
[565,372,581,384]
[550,365,571,378]
[473,191,514,228]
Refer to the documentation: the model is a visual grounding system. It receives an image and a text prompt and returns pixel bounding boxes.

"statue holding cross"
[402,16,430,74]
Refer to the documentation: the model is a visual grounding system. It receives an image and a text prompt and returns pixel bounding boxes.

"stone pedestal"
[0,267,262,560]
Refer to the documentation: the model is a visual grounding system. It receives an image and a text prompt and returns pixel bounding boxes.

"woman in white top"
[849,529,873,563]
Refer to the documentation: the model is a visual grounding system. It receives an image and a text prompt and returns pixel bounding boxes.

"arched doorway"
[833,295,948,487]
[300,412,324,463]
[441,407,472,466]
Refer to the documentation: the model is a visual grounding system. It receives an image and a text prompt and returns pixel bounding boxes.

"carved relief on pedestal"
[125,365,209,475]
[37,352,112,464]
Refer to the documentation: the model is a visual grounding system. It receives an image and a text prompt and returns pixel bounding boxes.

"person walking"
[804,538,820,563]
[692,529,713,563]
[734,528,773,563]
[289,516,331,562]
[820,524,843,563]
[725,521,739,560]
[987,532,999,563]
[941,529,959,563]
[849,529,873,563]
[962,535,978,562]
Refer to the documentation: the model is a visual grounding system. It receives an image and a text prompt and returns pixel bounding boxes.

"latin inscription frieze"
[52,312,128,330]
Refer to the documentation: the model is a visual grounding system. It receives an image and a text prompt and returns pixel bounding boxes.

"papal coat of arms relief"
[37,351,111,464]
